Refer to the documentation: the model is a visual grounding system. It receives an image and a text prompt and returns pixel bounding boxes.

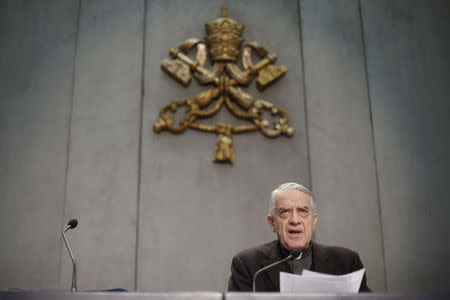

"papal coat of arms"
[153,6,294,164]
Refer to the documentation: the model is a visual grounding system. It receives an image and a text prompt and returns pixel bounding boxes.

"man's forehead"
[275,189,312,206]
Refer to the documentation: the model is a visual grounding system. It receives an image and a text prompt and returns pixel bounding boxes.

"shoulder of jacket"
[233,240,278,259]
[313,241,358,257]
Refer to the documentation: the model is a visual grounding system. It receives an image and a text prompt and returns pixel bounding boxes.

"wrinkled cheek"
[275,223,284,235]
[304,230,311,241]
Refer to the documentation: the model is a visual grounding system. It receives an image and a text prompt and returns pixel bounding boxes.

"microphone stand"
[252,251,302,292]
[62,226,77,292]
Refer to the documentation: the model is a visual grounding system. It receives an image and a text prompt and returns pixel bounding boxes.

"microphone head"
[288,250,302,260]
[67,219,78,229]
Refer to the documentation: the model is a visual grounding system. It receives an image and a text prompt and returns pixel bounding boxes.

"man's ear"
[312,213,318,230]
[266,215,275,232]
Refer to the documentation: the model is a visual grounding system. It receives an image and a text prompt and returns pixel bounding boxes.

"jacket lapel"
[311,242,334,274]
[259,241,335,291]
[259,241,291,291]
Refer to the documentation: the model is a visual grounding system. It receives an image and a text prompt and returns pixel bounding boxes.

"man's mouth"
[288,229,303,236]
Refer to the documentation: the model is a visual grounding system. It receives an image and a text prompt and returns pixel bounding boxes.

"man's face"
[267,189,318,251]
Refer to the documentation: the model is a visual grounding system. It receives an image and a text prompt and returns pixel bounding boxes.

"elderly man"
[228,182,371,292]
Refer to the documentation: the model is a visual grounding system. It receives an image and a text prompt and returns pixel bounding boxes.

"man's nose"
[289,210,302,224]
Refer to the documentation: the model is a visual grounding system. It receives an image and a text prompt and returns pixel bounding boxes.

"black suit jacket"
[228,240,371,292]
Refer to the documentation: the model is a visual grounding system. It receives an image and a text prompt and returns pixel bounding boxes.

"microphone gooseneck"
[62,219,78,292]
[252,250,302,292]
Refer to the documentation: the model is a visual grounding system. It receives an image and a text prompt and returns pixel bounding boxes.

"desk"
[226,292,450,300]
[1,291,449,300]
[0,291,221,300]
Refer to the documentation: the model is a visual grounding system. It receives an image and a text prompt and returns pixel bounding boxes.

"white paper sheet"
[280,268,365,294]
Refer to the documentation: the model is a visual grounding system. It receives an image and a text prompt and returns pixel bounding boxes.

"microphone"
[62,219,78,292]
[67,219,78,230]
[252,250,302,292]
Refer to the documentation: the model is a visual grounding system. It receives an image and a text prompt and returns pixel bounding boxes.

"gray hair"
[269,182,316,215]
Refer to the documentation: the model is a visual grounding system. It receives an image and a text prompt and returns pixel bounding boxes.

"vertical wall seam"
[296,0,313,191]
[358,0,388,291]
[58,0,82,290]
[134,0,148,292]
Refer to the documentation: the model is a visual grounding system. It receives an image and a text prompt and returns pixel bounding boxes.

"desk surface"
[226,292,450,300]
[1,291,450,300]
[0,291,221,300]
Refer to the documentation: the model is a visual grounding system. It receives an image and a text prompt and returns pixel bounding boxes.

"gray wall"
[1,0,449,293]
[361,0,450,291]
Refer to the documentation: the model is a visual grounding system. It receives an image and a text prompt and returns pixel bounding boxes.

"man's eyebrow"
[298,205,310,209]
[276,205,310,209]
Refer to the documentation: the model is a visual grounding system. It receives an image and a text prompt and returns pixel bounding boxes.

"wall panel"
[0,0,79,290]
[60,0,144,291]
[138,0,309,291]
[361,0,450,292]
[300,0,386,291]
